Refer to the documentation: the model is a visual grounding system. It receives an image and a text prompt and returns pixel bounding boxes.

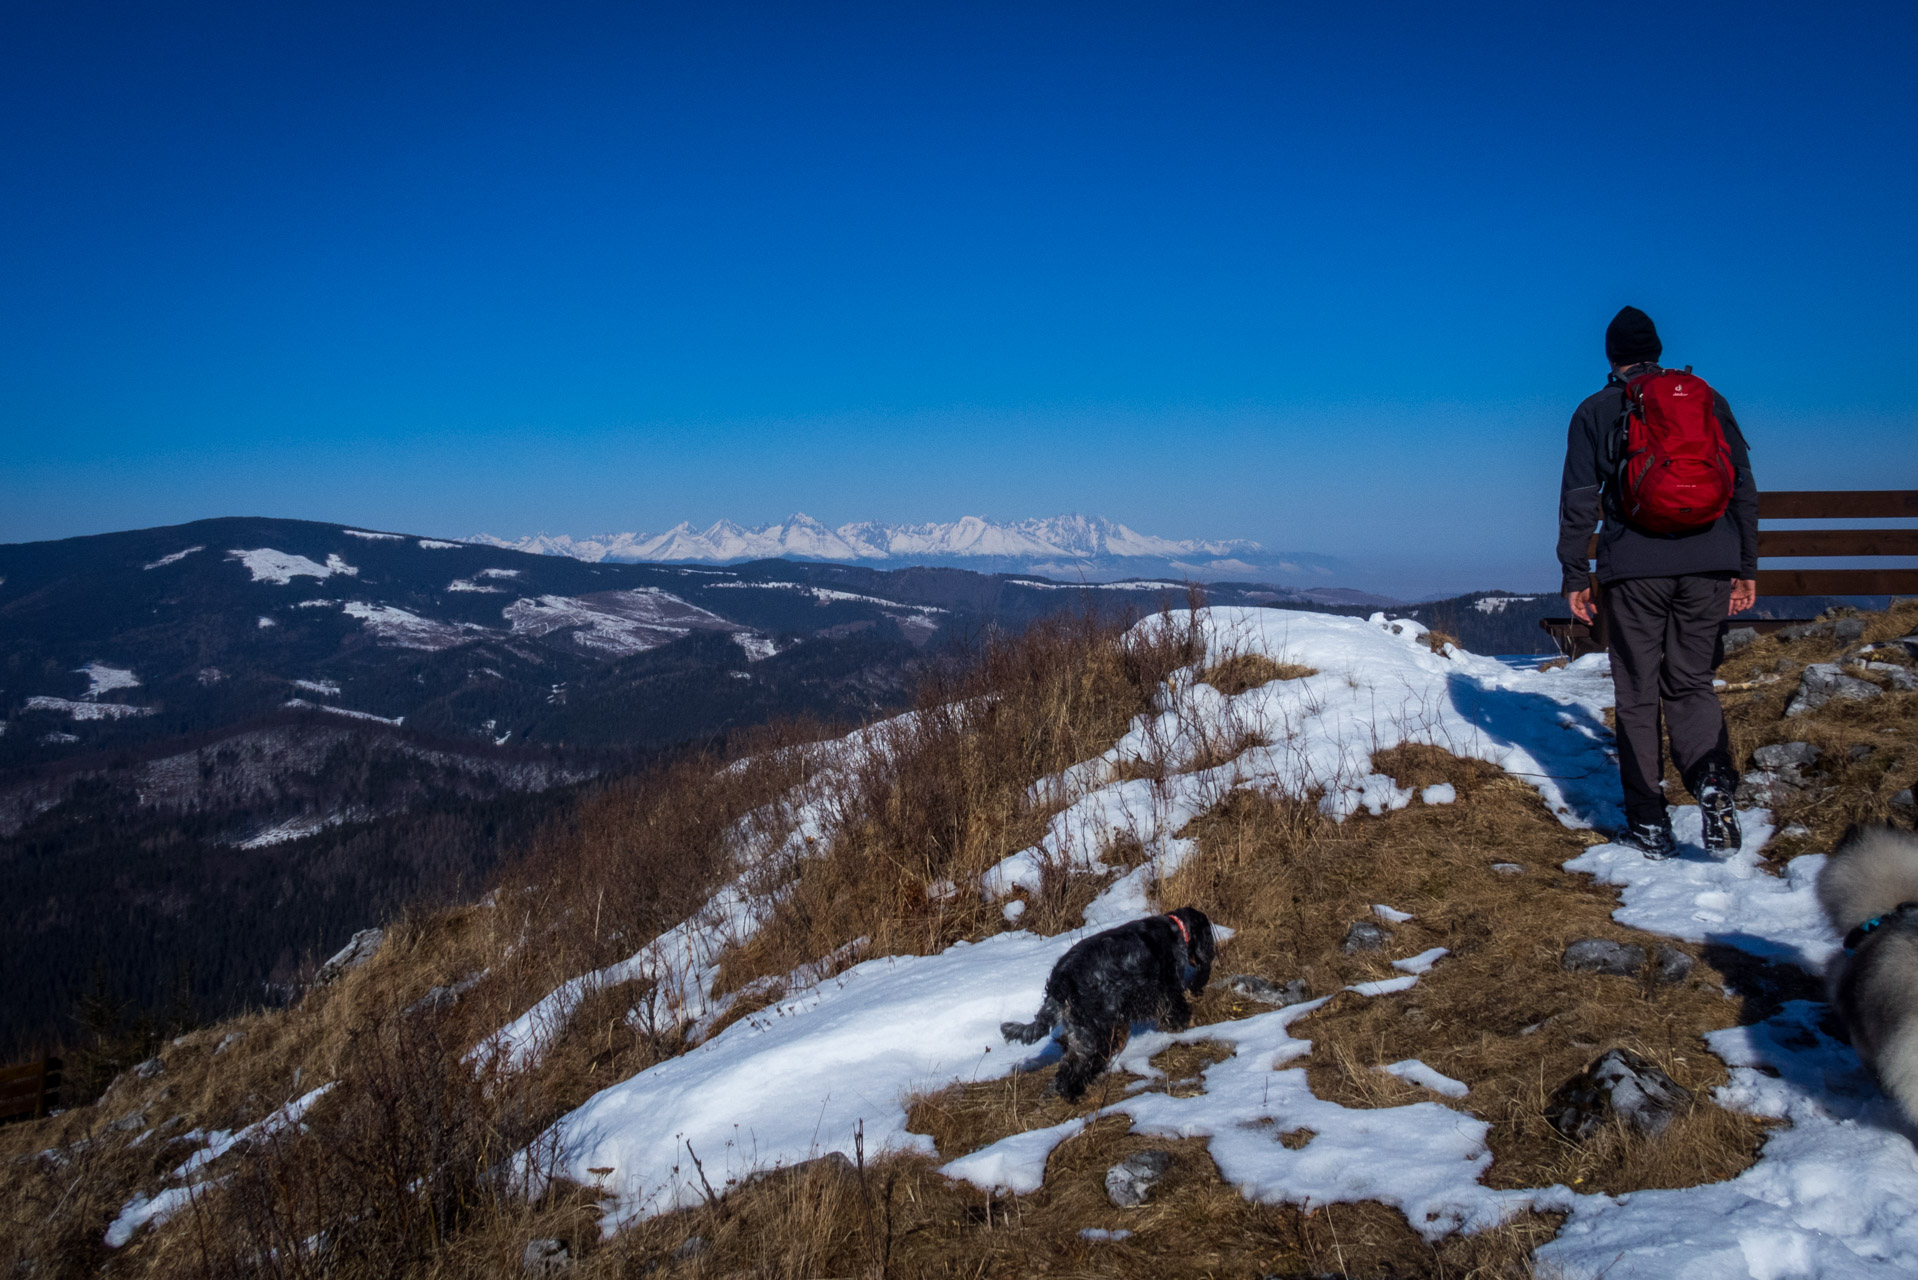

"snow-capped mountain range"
[470,514,1337,582]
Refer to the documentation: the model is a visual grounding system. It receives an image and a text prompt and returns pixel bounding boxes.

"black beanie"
[1605,306,1662,366]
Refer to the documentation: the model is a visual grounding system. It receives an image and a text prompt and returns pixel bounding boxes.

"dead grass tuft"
[1201,652,1318,695]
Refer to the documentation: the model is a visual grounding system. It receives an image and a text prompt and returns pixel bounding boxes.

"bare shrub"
[716,605,1204,989]
[166,1004,554,1280]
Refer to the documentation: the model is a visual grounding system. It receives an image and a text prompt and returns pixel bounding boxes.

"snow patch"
[283,698,402,726]
[342,529,403,541]
[25,696,152,721]
[290,679,340,696]
[343,602,481,651]
[77,663,139,698]
[418,538,462,549]
[732,632,778,661]
[1473,596,1538,614]
[227,549,359,584]
[237,813,360,848]
[504,589,737,657]
[448,578,505,593]
[1378,1059,1470,1098]
[142,546,203,569]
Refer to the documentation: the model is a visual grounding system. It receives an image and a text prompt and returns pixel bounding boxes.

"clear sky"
[3,1,1913,594]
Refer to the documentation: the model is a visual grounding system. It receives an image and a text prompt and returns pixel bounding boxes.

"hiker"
[1556,306,1759,858]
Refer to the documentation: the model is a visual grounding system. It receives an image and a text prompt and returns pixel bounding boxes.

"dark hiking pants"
[1604,573,1737,828]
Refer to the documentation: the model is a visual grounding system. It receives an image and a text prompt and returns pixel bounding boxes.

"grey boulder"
[1655,946,1695,985]
[1106,1149,1174,1208]
[1547,1048,1694,1140]
[1751,741,1820,771]
[1561,938,1647,977]
[1721,626,1758,654]
[1227,974,1310,1006]
[522,1239,572,1276]
[1342,920,1391,953]
[1786,664,1882,716]
[315,928,384,986]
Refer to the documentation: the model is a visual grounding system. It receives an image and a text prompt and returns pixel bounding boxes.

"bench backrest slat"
[1759,490,1918,520]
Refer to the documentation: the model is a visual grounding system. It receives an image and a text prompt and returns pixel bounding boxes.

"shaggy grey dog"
[1818,822,1918,1124]
[1001,906,1215,1101]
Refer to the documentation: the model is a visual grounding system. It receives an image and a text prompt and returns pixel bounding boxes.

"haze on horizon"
[3,2,1914,598]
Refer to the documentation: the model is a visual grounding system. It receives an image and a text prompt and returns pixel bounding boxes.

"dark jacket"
[1556,363,1759,595]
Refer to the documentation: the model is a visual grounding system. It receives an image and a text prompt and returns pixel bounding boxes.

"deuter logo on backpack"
[1616,367,1734,534]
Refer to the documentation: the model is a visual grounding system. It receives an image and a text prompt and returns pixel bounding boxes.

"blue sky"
[3,1,1913,594]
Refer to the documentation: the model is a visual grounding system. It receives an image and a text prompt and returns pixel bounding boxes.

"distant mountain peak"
[466,514,1318,582]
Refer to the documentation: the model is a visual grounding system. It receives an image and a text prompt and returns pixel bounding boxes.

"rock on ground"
[1106,1149,1174,1208]
[1561,938,1647,977]
[1786,664,1882,717]
[1547,1048,1694,1141]
[1342,920,1390,953]
[1654,945,1695,985]
[1751,741,1820,771]
[1226,974,1310,1006]
[522,1239,572,1275]
[315,927,384,986]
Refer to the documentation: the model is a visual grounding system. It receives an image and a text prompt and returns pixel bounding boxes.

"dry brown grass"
[1201,652,1318,696]
[1704,599,1918,863]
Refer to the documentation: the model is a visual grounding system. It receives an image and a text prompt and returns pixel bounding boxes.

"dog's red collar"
[1164,912,1190,948]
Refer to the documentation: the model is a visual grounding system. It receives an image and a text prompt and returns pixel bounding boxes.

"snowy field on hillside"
[493,608,1916,1276]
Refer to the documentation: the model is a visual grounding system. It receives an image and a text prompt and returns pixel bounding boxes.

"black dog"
[1001,907,1215,1101]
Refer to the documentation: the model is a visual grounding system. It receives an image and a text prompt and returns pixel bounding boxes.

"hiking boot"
[1694,765,1743,854]
[1615,819,1677,860]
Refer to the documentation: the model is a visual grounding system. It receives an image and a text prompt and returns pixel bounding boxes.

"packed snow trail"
[520,607,1916,1275]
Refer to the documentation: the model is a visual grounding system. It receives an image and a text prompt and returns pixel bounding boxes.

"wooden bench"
[1542,490,1918,658]
[0,1056,62,1125]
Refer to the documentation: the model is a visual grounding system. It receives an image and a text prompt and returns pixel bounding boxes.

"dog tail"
[1874,1019,1918,1127]
[1819,823,1918,934]
[1001,996,1061,1045]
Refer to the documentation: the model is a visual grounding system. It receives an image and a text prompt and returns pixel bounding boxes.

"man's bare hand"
[1567,587,1595,624]
[1729,578,1758,615]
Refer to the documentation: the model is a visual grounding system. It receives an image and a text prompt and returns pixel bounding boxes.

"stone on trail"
[1227,973,1310,1006]
[1105,1149,1173,1208]
[1786,663,1883,716]
[1342,920,1391,953]
[1721,626,1758,654]
[1654,945,1695,985]
[1751,741,1820,771]
[1547,1048,1694,1141]
[1780,620,1836,641]
[1561,938,1647,977]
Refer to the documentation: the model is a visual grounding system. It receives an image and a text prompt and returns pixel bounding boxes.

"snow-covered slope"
[496,607,1915,1275]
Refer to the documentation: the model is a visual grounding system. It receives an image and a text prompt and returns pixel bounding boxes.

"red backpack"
[1613,366,1735,534]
